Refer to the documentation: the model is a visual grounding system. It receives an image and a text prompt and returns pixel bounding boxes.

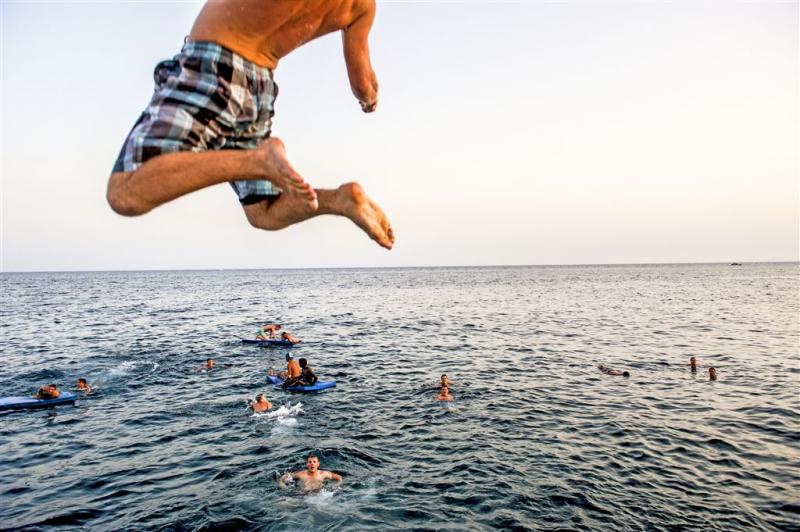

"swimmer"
[436,386,454,402]
[281,331,301,344]
[257,323,281,340]
[76,378,92,393]
[35,384,60,399]
[440,374,454,387]
[249,393,272,412]
[279,455,342,492]
[688,356,698,372]
[709,367,717,381]
[196,358,215,371]
[598,364,630,377]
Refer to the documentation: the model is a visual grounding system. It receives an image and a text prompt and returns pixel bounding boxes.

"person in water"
[436,386,454,402]
[281,331,301,344]
[196,358,215,371]
[598,364,630,377]
[249,393,272,412]
[440,374,454,388]
[35,384,60,399]
[281,354,304,388]
[257,324,281,340]
[76,378,92,393]
[688,356,698,372]
[279,455,342,491]
[106,0,394,251]
[709,367,717,381]
[297,358,318,386]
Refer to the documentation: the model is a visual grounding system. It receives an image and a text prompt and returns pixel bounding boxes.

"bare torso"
[190,0,371,69]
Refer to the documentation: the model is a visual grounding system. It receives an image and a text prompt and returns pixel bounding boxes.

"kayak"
[0,392,78,411]
[266,375,336,393]
[241,339,297,348]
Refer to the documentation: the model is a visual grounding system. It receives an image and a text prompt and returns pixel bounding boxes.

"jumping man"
[107,0,394,250]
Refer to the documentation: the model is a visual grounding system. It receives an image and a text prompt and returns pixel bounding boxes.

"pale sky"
[1,1,798,271]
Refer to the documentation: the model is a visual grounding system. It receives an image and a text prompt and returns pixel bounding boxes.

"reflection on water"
[0,264,798,530]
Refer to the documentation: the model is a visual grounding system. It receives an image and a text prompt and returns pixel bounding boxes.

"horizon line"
[1,260,798,275]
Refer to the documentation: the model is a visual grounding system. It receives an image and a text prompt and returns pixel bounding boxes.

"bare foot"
[256,137,318,210]
[337,183,394,250]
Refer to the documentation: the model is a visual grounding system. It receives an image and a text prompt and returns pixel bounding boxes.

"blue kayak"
[266,375,336,393]
[241,339,297,348]
[0,392,77,411]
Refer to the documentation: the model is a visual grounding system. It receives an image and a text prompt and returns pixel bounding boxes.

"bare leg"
[106,137,317,215]
[245,182,394,250]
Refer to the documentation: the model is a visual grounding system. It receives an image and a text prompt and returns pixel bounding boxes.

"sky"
[1,0,798,271]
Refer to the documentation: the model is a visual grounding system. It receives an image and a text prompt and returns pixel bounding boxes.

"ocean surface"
[1,264,798,531]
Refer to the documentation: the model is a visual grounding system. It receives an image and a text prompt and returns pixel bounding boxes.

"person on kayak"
[35,384,60,399]
[297,358,318,386]
[279,455,342,491]
[281,331,301,344]
[257,324,281,340]
[281,354,303,388]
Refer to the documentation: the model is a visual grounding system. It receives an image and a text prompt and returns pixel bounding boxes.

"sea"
[1,263,798,531]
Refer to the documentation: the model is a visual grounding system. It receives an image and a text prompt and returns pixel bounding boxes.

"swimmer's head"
[709,367,717,380]
[440,386,449,393]
[307,454,319,472]
[622,371,630,377]
[256,393,265,401]
[285,353,294,361]
[299,358,308,368]
[441,374,448,381]
[78,378,87,386]
[49,383,57,389]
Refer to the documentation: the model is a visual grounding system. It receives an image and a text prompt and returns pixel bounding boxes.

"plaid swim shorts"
[112,40,280,204]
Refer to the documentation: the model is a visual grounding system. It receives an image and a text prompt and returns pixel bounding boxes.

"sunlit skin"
[34,384,60,399]
[436,386,454,402]
[105,0,394,250]
[257,324,281,340]
[279,455,342,491]
[281,332,300,344]
[709,367,717,381]
[249,393,272,412]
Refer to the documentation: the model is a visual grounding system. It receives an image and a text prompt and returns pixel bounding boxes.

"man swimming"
[76,378,92,393]
[436,386,454,402]
[196,358,215,371]
[688,356,698,372]
[440,374,454,388]
[249,393,272,412]
[279,455,342,491]
[106,0,394,250]
[709,367,718,381]
[598,364,630,377]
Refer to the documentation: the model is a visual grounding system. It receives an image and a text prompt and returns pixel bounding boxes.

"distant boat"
[730,262,742,266]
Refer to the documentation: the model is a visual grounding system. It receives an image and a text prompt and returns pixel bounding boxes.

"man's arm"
[279,472,299,489]
[342,1,378,112]
[326,471,343,483]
